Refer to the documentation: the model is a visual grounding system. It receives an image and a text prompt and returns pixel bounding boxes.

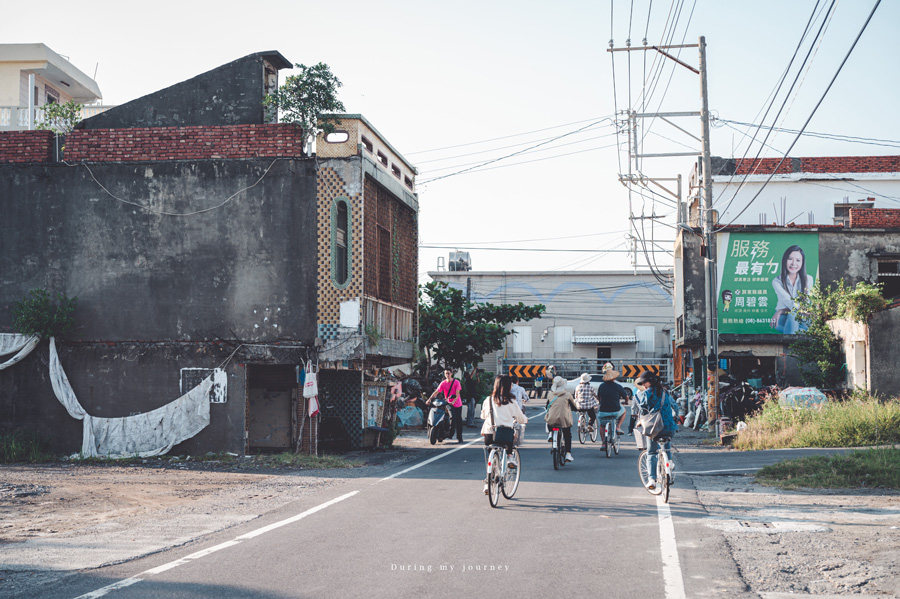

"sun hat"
[580,372,591,383]
[550,376,566,393]
[602,367,620,381]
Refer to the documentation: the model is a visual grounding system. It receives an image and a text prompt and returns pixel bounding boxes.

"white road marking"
[73,577,142,599]
[378,438,481,481]
[235,491,358,539]
[680,467,760,474]
[656,495,687,599]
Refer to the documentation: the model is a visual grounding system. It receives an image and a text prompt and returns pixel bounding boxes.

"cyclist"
[596,363,628,449]
[634,371,679,489]
[480,375,528,494]
[573,372,598,432]
[545,375,578,463]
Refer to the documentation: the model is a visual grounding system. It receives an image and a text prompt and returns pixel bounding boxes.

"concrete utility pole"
[608,36,718,430]
[699,36,719,430]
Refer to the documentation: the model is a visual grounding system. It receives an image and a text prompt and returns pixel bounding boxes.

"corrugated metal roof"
[573,335,636,344]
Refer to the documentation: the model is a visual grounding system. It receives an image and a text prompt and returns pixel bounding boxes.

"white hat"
[551,376,566,392]
[580,372,591,383]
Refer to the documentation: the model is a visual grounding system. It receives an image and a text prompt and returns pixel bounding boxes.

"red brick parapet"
[0,130,54,163]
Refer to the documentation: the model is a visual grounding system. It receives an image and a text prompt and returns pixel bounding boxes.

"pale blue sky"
[5,1,897,281]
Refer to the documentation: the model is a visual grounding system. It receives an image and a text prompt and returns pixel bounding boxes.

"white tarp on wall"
[2,333,213,458]
[0,333,39,371]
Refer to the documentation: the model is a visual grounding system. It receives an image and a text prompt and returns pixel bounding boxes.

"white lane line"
[378,438,481,482]
[72,492,358,599]
[656,495,687,599]
[680,467,760,474]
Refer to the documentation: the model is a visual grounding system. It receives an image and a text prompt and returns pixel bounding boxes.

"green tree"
[36,99,83,135]
[262,62,346,147]
[418,281,545,373]
[790,280,886,387]
[12,289,78,339]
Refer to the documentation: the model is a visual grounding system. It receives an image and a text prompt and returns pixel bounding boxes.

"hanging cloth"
[0,333,40,371]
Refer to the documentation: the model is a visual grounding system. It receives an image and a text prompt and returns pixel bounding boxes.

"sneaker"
[647,478,656,490]
[547,434,553,442]
[565,452,574,462]
[483,483,489,495]
[508,455,517,469]
[616,429,625,435]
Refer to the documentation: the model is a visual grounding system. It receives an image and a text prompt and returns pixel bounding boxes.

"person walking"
[429,368,464,443]
[545,375,578,463]
[463,366,480,427]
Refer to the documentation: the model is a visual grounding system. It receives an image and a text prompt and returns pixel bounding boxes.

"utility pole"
[608,37,718,430]
[699,36,719,432]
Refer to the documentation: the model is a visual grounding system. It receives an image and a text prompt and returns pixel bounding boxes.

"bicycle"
[549,426,566,470]
[637,434,674,503]
[484,444,521,507]
[576,410,599,444]
[599,416,620,458]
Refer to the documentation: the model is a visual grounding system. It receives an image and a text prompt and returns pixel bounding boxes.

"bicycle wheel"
[577,416,587,444]
[638,450,662,495]
[659,453,670,503]
[613,430,620,455]
[502,449,520,499]
[488,450,502,507]
[556,432,566,469]
[590,420,599,443]
[551,432,560,470]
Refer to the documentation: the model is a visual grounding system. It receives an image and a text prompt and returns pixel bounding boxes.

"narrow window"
[391,163,401,179]
[404,176,414,190]
[325,131,350,143]
[332,198,351,287]
[361,136,374,153]
[377,150,388,167]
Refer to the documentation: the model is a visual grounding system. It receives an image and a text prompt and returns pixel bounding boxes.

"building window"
[331,197,352,288]
[877,259,900,299]
[512,326,532,354]
[834,201,874,226]
[404,175,414,191]
[597,347,611,360]
[377,150,388,167]
[554,326,573,353]
[391,163,402,179]
[361,136,374,153]
[325,131,350,143]
[635,326,655,353]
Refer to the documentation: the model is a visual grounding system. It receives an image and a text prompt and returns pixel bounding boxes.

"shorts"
[596,406,625,419]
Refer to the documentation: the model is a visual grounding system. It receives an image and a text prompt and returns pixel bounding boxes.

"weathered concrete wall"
[867,308,900,399]
[676,230,706,346]
[0,157,317,454]
[78,52,289,130]
[819,231,900,285]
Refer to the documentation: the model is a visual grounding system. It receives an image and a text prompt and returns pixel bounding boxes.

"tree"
[418,281,545,372]
[262,62,346,148]
[790,280,886,387]
[36,99,83,135]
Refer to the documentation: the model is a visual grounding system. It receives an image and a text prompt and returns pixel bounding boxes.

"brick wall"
[64,124,306,162]
[733,155,900,176]
[0,130,53,163]
[734,157,793,175]
[849,208,900,228]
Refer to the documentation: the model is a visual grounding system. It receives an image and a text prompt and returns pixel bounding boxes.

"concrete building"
[0,51,418,455]
[429,269,674,382]
[0,43,111,131]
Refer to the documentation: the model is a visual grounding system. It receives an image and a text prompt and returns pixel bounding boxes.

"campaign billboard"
[715,232,819,335]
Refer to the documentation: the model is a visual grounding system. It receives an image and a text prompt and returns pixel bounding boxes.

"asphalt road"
[19,404,816,599]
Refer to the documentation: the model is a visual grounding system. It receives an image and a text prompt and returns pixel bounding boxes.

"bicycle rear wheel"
[556,432,566,468]
[551,431,560,470]
[488,450,502,507]
[659,454,670,503]
[613,431,620,455]
[502,449,520,498]
[577,416,587,444]
[604,425,611,458]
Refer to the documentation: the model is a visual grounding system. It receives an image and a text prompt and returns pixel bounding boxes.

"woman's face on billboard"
[786,250,804,275]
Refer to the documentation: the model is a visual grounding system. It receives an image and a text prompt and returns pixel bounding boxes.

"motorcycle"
[426,397,452,445]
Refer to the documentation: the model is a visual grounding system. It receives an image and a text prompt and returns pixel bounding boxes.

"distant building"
[429,269,674,382]
[0,43,111,131]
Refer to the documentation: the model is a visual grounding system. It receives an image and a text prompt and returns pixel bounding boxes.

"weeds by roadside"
[0,429,51,463]
[733,394,900,451]
[755,447,900,490]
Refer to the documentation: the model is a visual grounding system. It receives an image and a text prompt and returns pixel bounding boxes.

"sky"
[5,0,898,285]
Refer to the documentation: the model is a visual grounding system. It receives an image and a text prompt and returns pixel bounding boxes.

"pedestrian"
[545,375,578,463]
[428,368,464,443]
[464,366,480,427]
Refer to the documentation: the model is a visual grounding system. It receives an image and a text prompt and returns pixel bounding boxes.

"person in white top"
[770,244,814,334]
[510,374,529,409]
[480,375,528,494]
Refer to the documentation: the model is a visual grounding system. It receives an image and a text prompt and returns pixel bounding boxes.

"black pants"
[449,405,463,441]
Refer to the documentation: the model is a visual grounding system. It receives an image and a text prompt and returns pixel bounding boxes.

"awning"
[574,335,637,344]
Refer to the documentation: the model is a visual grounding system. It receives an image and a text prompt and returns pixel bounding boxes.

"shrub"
[11,289,77,338]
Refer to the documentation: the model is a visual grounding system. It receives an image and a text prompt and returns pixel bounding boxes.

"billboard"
[716,232,819,335]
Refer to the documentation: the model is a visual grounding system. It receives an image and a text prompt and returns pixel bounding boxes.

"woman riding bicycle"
[481,375,528,494]
[545,375,578,463]
[634,371,678,490]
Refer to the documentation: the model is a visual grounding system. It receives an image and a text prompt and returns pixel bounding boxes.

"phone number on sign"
[740,318,771,324]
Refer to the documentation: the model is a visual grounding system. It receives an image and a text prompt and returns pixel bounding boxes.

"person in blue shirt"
[634,371,678,490]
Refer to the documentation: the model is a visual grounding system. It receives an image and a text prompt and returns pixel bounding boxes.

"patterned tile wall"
[316,165,363,341]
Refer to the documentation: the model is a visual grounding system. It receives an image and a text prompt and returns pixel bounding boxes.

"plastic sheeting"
[48,337,213,458]
[779,387,828,409]
[0,333,39,371]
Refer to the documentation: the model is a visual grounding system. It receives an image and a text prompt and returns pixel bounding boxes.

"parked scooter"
[426,398,452,445]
